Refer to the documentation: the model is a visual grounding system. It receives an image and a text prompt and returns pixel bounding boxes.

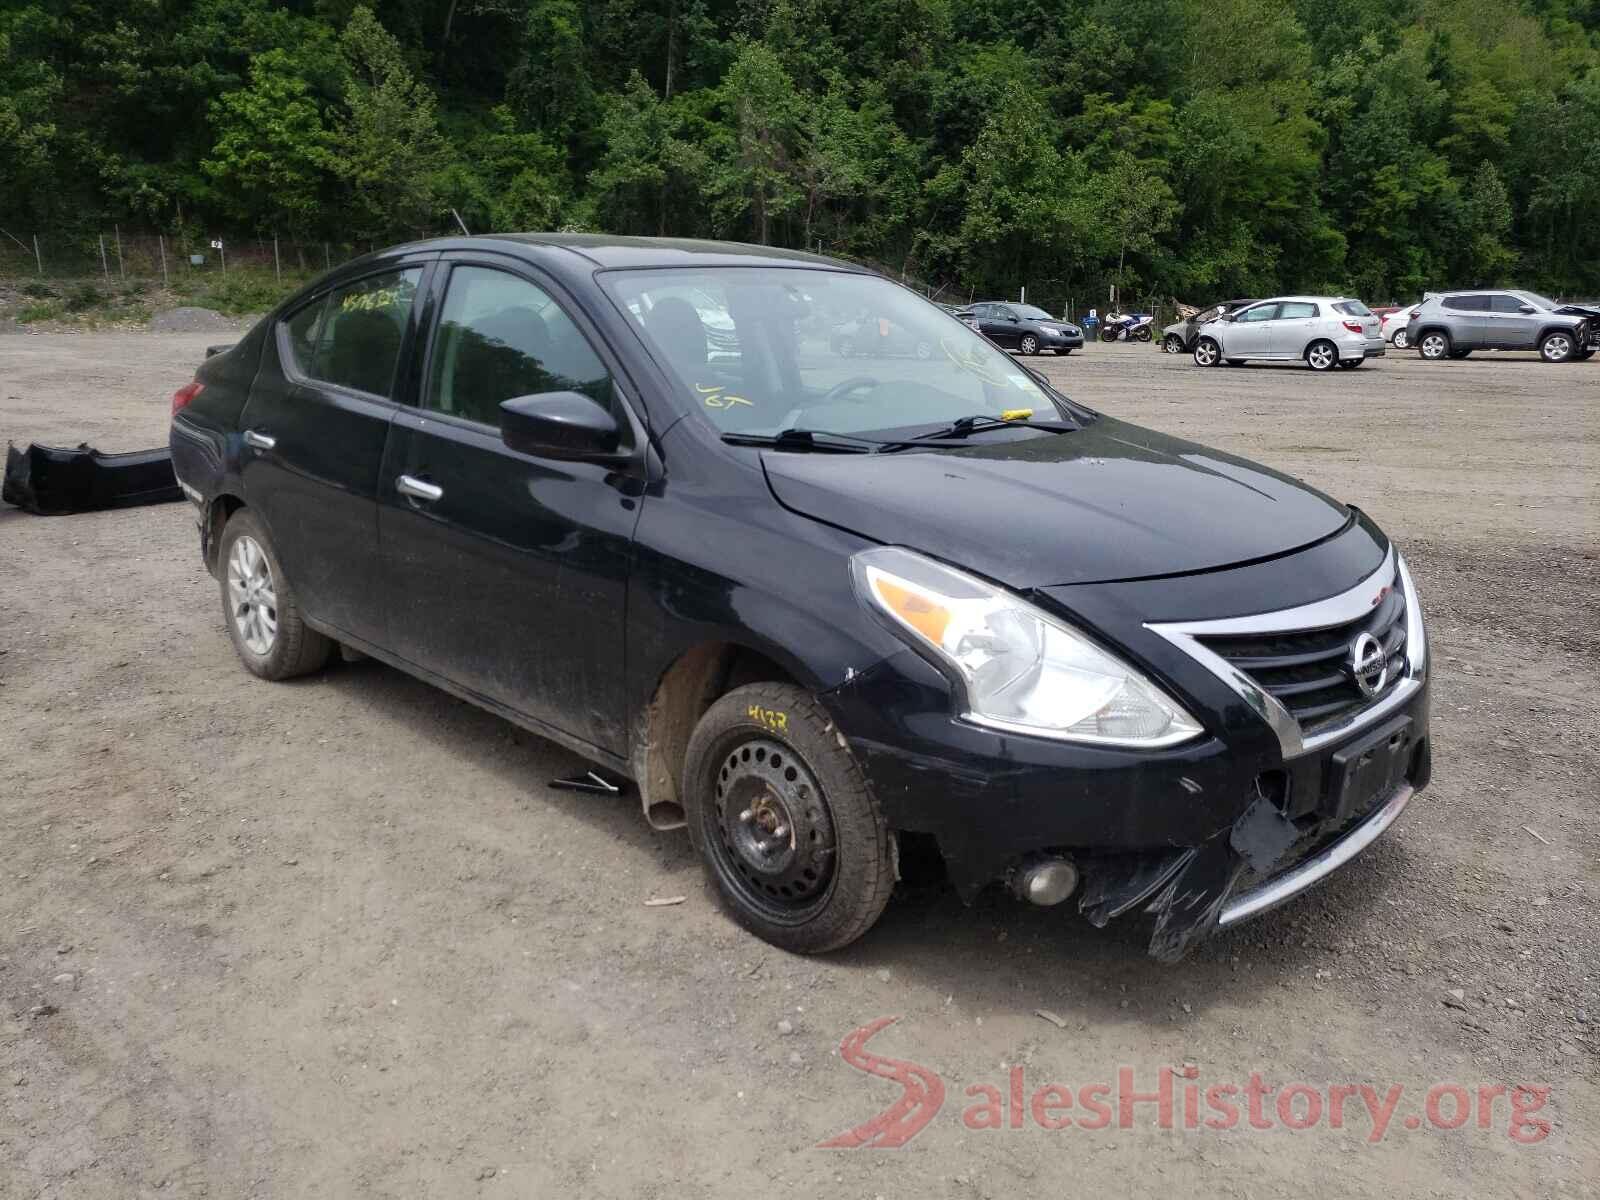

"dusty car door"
[376,257,645,753]
[1486,294,1539,348]
[238,260,430,645]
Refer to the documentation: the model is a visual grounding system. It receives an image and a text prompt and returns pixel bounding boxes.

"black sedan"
[170,235,1430,961]
[960,301,1084,354]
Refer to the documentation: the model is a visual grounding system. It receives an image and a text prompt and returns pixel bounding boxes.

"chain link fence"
[0,227,380,285]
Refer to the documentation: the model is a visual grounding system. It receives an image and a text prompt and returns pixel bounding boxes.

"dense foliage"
[3,0,1598,302]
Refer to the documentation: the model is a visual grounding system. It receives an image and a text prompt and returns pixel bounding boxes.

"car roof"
[382,232,863,273]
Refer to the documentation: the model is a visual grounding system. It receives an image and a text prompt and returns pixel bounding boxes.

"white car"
[1191,296,1385,372]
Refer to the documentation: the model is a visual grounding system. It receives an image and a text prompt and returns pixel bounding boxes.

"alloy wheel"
[1542,334,1572,363]
[1392,330,1408,349]
[227,535,278,655]
[1164,334,1183,353]
[1020,335,1038,355]
[1193,339,1218,367]
[1420,333,1447,359]
[1307,342,1336,371]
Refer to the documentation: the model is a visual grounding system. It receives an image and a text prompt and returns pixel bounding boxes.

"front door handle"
[396,474,443,503]
[243,429,276,451]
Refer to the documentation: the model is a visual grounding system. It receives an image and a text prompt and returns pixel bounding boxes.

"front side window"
[427,264,613,428]
[602,267,1057,438]
[282,269,422,398]
[1278,302,1319,319]
[1238,304,1279,323]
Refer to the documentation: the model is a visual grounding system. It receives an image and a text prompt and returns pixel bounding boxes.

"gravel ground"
[1,331,1596,1197]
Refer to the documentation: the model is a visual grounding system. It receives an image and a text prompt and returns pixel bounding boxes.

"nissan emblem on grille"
[1347,632,1389,698]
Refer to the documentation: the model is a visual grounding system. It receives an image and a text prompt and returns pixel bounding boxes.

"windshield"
[1012,304,1054,321]
[1514,291,1556,310]
[603,267,1057,438]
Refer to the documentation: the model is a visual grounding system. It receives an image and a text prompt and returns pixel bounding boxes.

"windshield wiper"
[908,414,1078,442]
[721,429,880,454]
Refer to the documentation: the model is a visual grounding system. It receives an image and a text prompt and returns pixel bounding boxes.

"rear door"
[238,259,432,644]
[377,255,644,753]
[1268,301,1320,358]
[1442,295,1489,347]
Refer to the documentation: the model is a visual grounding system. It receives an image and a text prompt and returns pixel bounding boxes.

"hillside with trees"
[3,0,1598,303]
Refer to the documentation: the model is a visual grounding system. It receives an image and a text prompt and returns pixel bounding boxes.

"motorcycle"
[1098,311,1154,342]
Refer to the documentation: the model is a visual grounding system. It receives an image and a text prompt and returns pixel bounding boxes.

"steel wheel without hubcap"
[1306,341,1337,371]
[227,535,277,655]
[1541,333,1573,363]
[710,737,837,923]
[1193,338,1219,367]
[1419,333,1447,359]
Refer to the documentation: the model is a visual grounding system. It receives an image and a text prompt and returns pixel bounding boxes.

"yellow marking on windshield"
[1000,408,1034,421]
[697,383,753,409]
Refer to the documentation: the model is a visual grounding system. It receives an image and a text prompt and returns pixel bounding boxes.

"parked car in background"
[1406,290,1600,363]
[168,234,1431,962]
[831,316,935,360]
[1377,305,1418,349]
[961,302,1083,355]
[1161,300,1254,354]
[1192,297,1384,371]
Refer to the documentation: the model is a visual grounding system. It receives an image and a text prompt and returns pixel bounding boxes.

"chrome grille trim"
[1147,547,1427,760]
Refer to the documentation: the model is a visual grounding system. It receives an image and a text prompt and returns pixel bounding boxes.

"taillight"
[171,380,204,416]
[1342,320,1364,334]
[1408,308,1421,319]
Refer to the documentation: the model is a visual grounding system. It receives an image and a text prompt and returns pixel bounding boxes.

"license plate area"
[1323,715,1413,824]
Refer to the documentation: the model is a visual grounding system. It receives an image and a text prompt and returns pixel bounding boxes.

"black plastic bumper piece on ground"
[3,441,184,515]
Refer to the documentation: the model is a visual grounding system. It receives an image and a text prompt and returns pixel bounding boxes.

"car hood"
[1039,321,1078,332]
[761,417,1351,588]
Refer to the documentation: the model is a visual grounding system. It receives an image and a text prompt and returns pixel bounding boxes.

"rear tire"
[1418,331,1449,360]
[1305,340,1338,372]
[1539,331,1575,363]
[1193,337,1220,367]
[683,683,894,954]
[1392,329,1409,350]
[218,509,332,681]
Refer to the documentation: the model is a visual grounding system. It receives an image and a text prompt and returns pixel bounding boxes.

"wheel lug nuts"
[738,809,754,823]
[771,824,788,840]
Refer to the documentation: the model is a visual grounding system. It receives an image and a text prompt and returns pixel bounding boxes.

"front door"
[1226,302,1279,357]
[979,305,1021,348]
[377,257,645,753]
[1485,294,1540,349]
[237,261,430,644]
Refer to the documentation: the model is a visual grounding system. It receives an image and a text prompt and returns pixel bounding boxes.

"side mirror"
[499,390,621,461]
[1518,304,1536,314]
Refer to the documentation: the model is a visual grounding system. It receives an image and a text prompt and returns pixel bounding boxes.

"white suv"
[1192,297,1384,372]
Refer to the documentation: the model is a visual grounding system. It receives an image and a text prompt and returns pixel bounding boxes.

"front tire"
[1305,340,1338,371]
[1193,337,1220,367]
[1019,333,1039,355]
[1540,331,1575,363]
[683,683,894,954]
[1418,331,1449,360]
[218,509,332,680]
[1163,334,1184,354]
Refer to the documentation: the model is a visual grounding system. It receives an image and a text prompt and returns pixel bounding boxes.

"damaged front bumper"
[3,441,184,515]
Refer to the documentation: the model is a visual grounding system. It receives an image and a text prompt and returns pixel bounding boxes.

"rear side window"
[1278,302,1318,319]
[1333,300,1372,316]
[1443,295,1488,312]
[281,268,422,398]
[426,264,614,428]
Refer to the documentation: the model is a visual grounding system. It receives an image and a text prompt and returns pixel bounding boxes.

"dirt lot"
[2,330,1596,1197]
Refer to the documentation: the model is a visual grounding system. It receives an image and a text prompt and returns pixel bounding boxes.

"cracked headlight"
[852,547,1203,748]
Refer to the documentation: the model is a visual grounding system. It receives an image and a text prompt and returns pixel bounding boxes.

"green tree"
[332,6,449,238]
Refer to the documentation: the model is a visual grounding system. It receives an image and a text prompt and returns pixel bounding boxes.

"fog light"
[1015,858,1079,907]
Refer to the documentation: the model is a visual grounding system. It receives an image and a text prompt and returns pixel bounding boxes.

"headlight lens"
[851,547,1203,747]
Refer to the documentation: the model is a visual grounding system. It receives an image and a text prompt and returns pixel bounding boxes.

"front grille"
[1196,570,1407,734]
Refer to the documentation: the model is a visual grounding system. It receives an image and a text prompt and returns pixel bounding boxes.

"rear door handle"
[243,429,276,450]
[396,474,443,503]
